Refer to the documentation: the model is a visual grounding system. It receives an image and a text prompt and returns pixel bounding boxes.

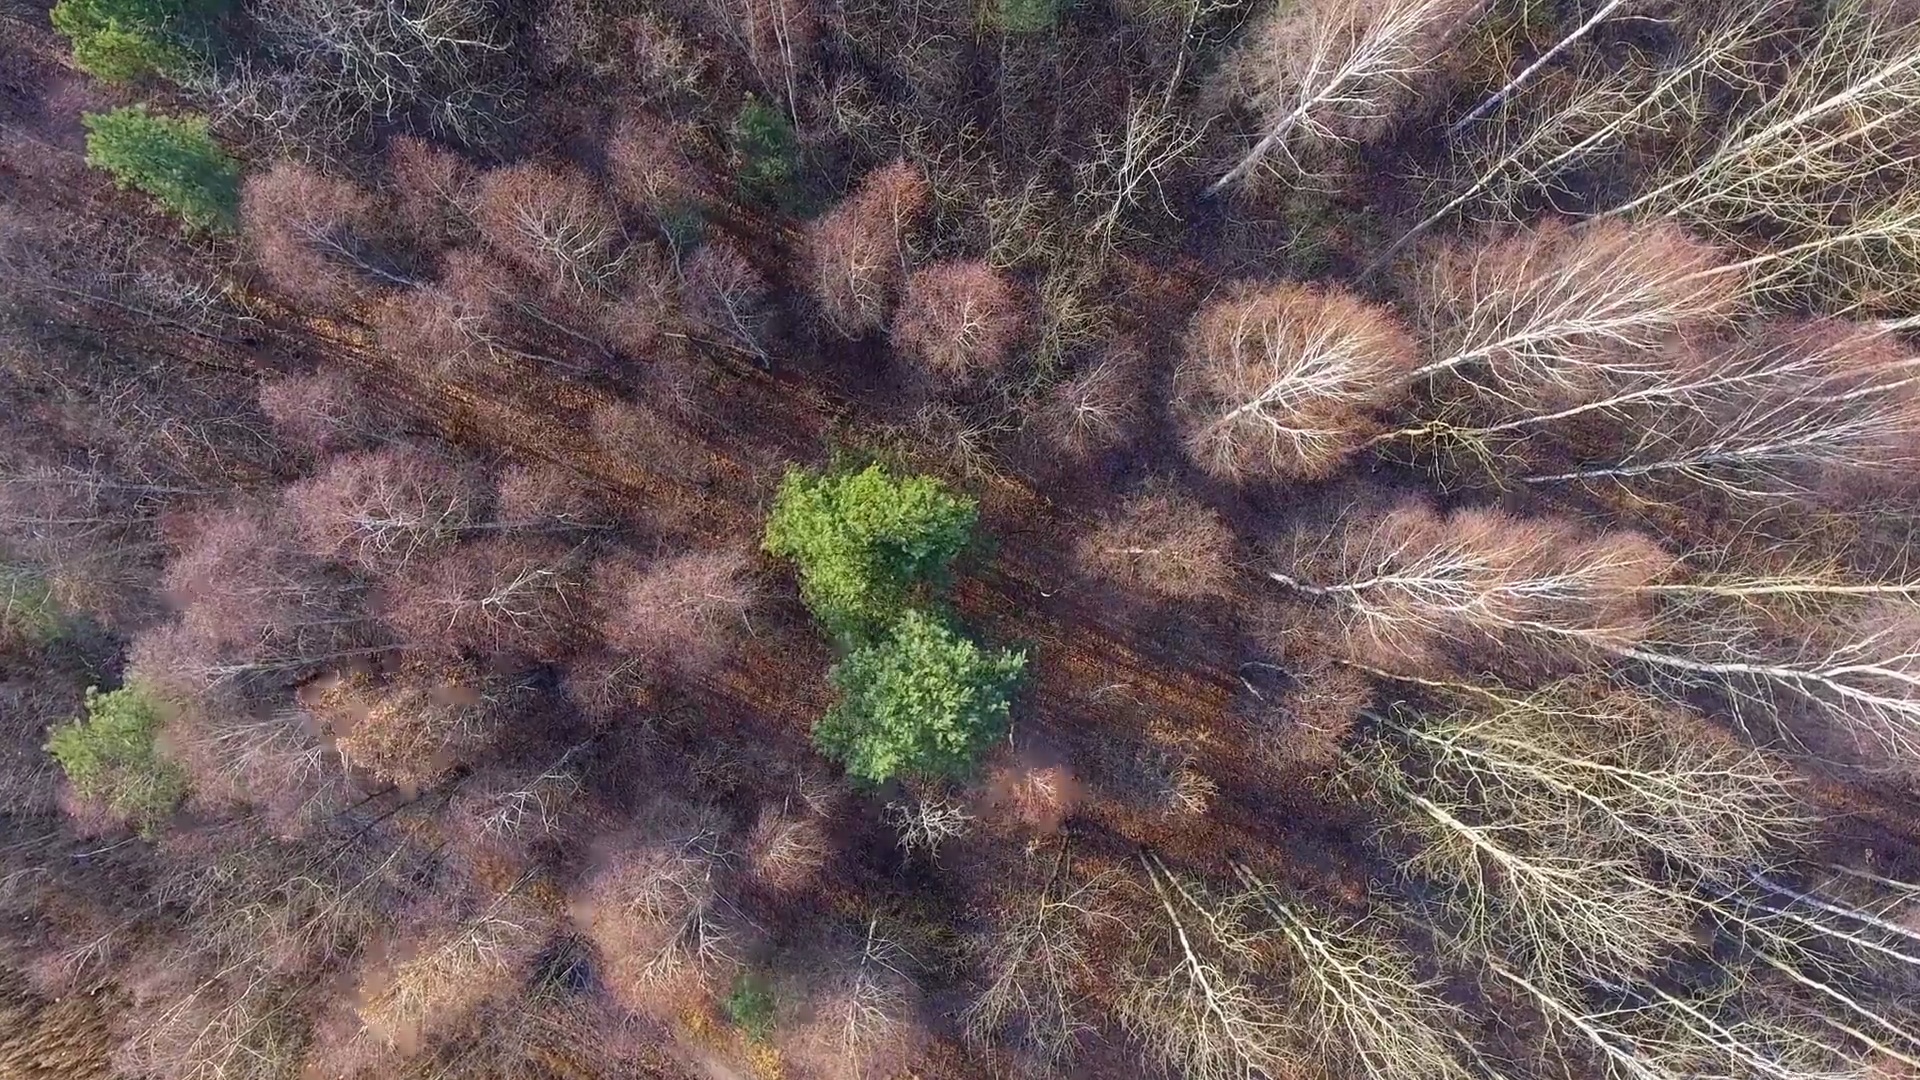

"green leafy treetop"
[997,0,1062,34]
[723,972,777,1041]
[814,609,1026,784]
[1,564,64,645]
[52,0,220,82]
[763,464,978,643]
[45,685,187,837]
[731,96,800,205]
[83,106,239,233]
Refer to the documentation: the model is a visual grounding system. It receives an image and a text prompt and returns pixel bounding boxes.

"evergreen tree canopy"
[763,464,977,643]
[814,609,1026,783]
[45,685,187,836]
[84,106,239,232]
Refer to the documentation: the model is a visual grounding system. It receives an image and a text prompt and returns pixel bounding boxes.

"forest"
[3,0,1920,1077]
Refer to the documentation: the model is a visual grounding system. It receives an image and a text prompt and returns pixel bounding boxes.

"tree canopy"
[763,464,977,643]
[814,609,1026,783]
[83,106,239,232]
[44,684,186,835]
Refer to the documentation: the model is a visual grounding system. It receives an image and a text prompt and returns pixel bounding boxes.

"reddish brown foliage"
[242,161,391,310]
[1177,282,1416,481]
[1076,488,1239,600]
[474,163,624,293]
[805,160,929,334]
[591,546,756,678]
[285,446,482,575]
[890,260,1025,386]
[388,135,476,258]
[380,537,582,660]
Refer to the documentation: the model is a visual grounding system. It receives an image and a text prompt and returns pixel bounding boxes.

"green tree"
[45,685,187,836]
[997,0,1062,33]
[724,972,777,1041]
[815,610,1026,783]
[763,465,978,643]
[731,96,800,204]
[83,106,239,233]
[0,565,63,645]
[51,0,218,82]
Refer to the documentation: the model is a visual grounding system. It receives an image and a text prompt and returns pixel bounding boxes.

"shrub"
[731,96,799,204]
[725,972,778,1041]
[997,0,1062,34]
[51,0,218,82]
[1,564,64,644]
[890,261,1025,387]
[44,685,187,835]
[805,160,930,335]
[83,107,239,232]
[763,465,977,643]
[815,610,1026,783]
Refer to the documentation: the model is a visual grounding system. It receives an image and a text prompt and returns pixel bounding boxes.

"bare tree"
[1233,864,1476,1080]
[1120,854,1293,1080]
[592,546,756,677]
[356,884,552,1049]
[784,919,921,1080]
[447,743,589,862]
[374,248,603,376]
[333,670,529,788]
[1488,956,1881,1080]
[1077,487,1238,600]
[492,461,612,531]
[1271,501,1671,672]
[249,0,518,143]
[964,851,1121,1068]
[1029,342,1147,462]
[1359,732,1701,988]
[242,162,411,310]
[388,134,476,257]
[1210,0,1484,192]
[1176,281,1416,481]
[1603,4,1920,232]
[141,508,380,693]
[257,371,389,456]
[1375,0,1779,270]
[576,804,742,1017]
[806,161,930,335]
[1514,321,1920,503]
[607,111,701,221]
[474,163,626,294]
[380,537,583,659]
[285,445,482,575]
[1412,220,1744,407]
[680,239,772,364]
[1077,96,1204,249]
[719,0,817,123]
[890,260,1024,387]
[882,786,974,860]
[743,804,829,891]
